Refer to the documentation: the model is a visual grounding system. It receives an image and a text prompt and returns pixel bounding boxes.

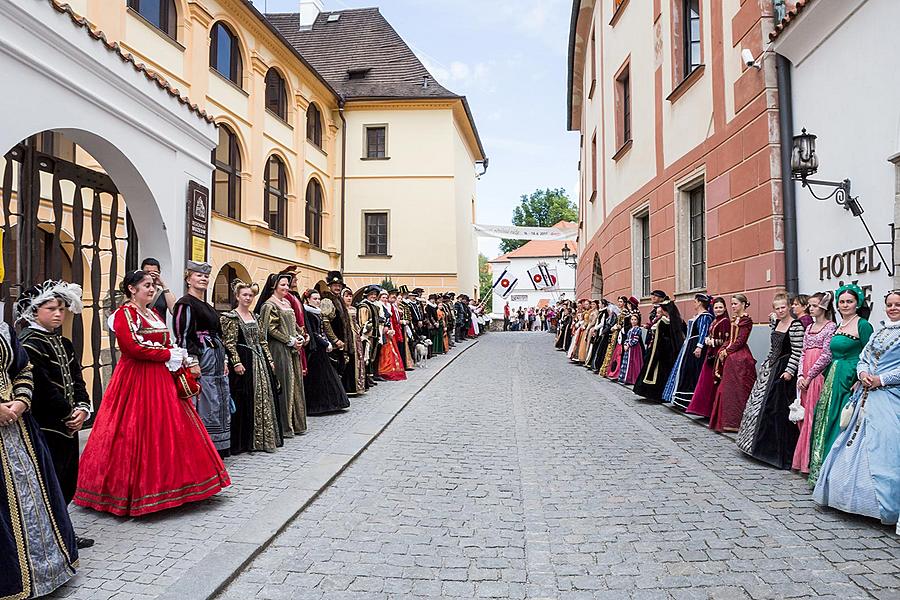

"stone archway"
[591,253,603,298]
[212,261,251,311]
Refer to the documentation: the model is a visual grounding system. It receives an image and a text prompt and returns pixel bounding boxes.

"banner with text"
[473,224,577,241]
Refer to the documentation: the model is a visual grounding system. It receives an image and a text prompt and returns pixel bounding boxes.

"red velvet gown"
[74,305,230,516]
[377,307,407,381]
[709,315,757,432]
[686,315,730,418]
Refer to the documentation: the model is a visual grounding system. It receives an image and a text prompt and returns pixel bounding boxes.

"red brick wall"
[575,0,784,323]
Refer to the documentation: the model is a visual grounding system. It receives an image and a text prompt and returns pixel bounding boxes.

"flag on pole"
[539,264,558,290]
[491,268,509,290]
[527,267,545,290]
[500,277,518,298]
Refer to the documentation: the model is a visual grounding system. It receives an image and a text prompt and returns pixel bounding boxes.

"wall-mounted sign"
[510,294,528,301]
[186,181,209,263]
[819,244,882,281]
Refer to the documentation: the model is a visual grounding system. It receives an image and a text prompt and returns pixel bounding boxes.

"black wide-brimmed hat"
[411,287,425,296]
[398,285,410,295]
[650,289,668,300]
[326,270,344,285]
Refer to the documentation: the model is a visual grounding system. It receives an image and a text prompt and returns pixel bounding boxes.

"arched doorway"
[212,261,251,311]
[1,132,140,404]
[591,253,603,298]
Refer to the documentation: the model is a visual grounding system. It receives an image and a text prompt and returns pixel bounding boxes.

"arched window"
[212,124,241,219]
[306,103,323,147]
[210,22,242,86]
[127,0,177,39]
[265,68,288,121]
[264,156,288,235]
[305,179,323,248]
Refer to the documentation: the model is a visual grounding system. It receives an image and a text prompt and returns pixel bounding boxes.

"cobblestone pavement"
[49,341,474,600]
[219,332,898,600]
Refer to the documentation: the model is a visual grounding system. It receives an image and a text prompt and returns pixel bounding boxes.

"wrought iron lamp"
[561,243,577,269]
[791,128,894,276]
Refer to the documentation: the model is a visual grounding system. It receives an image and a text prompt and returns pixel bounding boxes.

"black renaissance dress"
[303,306,351,415]
[221,311,283,454]
[736,319,804,469]
[634,311,686,401]
[0,323,78,598]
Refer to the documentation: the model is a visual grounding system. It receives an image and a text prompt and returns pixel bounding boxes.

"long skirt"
[621,346,644,385]
[606,344,624,380]
[598,333,617,376]
[305,349,351,415]
[197,344,233,454]
[229,345,281,454]
[1,415,78,598]
[709,348,756,432]
[567,329,583,359]
[813,386,900,525]
[617,344,631,382]
[808,358,858,486]
[792,347,825,473]
[269,340,307,436]
[686,358,718,418]
[378,336,408,381]
[736,355,799,469]
[668,350,705,410]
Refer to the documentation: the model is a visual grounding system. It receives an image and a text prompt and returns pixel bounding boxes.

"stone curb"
[156,339,480,600]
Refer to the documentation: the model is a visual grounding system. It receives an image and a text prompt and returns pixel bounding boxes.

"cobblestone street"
[219,332,898,600]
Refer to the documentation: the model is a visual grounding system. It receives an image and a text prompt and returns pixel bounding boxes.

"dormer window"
[348,68,371,81]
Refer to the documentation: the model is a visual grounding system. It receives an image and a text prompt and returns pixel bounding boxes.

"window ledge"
[359,254,393,259]
[210,68,249,97]
[588,79,596,100]
[609,0,630,26]
[666,65,705,104]
[589,191,597,203]
[211,210,243,224]
[265,108,292,128]
[361,156,391,161]
[126,8,184,50]
[612,139,633,162]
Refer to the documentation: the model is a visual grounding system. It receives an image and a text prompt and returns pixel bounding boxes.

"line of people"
[554,286,898,533]
[1,263,485,599]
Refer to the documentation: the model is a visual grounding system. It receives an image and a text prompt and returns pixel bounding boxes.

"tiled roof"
[47,0,215,124]
[770,0,814,40]
[266,8,458,99]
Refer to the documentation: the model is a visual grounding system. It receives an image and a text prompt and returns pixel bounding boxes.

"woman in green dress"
[808,283,873,486]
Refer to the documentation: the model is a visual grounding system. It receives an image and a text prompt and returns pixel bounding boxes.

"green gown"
[807,319,873,486]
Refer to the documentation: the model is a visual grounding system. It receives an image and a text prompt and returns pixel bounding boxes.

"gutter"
[339,97,348,272]
[777,53,799,294]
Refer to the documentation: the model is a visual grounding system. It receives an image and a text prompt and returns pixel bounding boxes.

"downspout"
[338,97,347,272]
[777,53,799,295]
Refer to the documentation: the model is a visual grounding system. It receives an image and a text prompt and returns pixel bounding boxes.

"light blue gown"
[813,321,900,526]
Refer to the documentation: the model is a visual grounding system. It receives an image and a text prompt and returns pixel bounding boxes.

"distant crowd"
[502,303,556,331]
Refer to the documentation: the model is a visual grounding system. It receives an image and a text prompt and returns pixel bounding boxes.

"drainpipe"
[338,97,347,272]
[777,53,798,295]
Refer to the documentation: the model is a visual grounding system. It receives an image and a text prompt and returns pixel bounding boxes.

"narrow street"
[217,333,899,600]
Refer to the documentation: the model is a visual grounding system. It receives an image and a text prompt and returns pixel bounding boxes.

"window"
[588,28,596,99]
[306,103,323,147]
[688,186,706,289]
[128,0,177,39]
[682,0,701,80]
[631,210,650,298]
[34,132,76,162]
[615,62,631,152]
[365,126,386,159]
[212,124,241,219]
[264,156,288,235]
[210,22,242,86]
[265,68,287,120]
[364,212,388,256]
[305,179,323,247]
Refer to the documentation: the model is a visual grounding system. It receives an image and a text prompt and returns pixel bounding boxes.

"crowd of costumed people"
[0,262,488,598]
[553,285,898,534]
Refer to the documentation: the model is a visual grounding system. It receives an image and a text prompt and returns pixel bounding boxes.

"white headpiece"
[14,280,84,324]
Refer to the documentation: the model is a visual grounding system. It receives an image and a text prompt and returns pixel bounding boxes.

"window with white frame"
[675,178,706,292]
[632,210,651,297]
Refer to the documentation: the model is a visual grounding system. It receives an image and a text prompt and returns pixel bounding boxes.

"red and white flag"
[498,276,518,298]
[527,268,544,290]
[539,264,559,290]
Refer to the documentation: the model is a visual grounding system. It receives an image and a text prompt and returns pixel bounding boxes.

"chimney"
[299,0,324,30]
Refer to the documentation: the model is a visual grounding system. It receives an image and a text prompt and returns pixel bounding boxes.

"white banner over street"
[472,224,578,241]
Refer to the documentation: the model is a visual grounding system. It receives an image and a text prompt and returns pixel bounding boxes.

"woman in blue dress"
[813,290,900,528]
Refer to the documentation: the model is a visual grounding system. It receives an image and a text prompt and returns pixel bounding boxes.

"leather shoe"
[76,536,95,549]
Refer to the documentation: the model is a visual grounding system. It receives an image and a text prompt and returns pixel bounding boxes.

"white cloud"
[415,51,493,92]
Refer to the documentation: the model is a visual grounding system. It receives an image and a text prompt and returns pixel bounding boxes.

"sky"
[262,0,580,259]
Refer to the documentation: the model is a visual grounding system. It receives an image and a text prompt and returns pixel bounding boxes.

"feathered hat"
[15,280,84,324]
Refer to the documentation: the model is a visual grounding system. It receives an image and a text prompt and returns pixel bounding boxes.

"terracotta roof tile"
[770,0,814,41]
[47,0,215,124]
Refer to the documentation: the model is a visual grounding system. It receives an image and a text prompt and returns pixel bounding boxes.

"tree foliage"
[478,254,493,313]
[499,188,577,254]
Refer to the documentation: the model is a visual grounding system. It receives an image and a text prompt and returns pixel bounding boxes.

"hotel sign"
[818,244,884,305]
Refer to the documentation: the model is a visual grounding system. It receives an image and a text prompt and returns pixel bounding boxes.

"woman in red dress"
[74,270,230,516]
[686,297,730,418]
[709,294,757,432]
[377,291,407,381]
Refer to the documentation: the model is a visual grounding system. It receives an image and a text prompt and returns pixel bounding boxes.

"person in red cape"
[74,270,230,517]
[377,289,407,381]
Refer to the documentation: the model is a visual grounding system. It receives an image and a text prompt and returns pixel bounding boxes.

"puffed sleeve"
[808,321,836,380]
[784,320,805,377]
[695,313,712,349]
[260,303,290,344]
[858,319,874,348]
[220,315,242,369]
[114,306,171,362]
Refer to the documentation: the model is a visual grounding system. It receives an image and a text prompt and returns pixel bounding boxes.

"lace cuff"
[166,347,186,372]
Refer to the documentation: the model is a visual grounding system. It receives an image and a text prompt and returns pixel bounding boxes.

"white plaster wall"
[489,256,576,319]
[777,0,896,322]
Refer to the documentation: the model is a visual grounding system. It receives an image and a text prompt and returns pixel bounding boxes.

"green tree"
[499,188,577,254]
[478,254,493,313]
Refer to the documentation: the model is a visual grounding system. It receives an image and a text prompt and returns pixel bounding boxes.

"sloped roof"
[266,8,457,99]
[770,0,815,40]
[489,222,577,262]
